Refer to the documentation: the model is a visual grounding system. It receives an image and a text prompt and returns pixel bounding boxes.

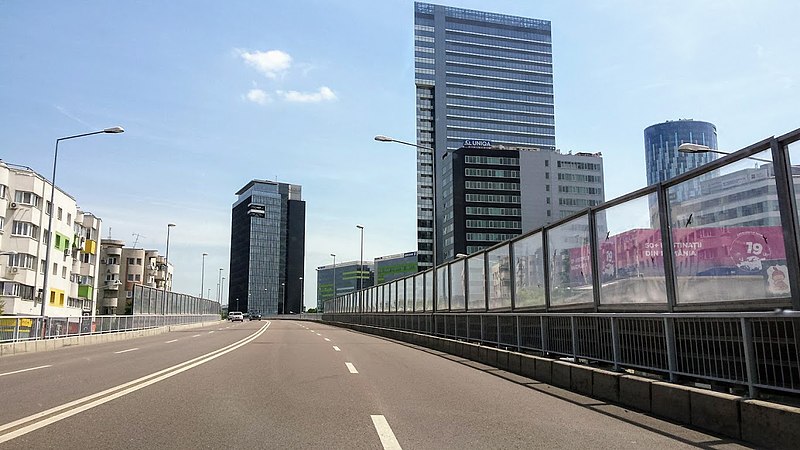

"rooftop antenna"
[131,233,146,249]
[107,227,112,239]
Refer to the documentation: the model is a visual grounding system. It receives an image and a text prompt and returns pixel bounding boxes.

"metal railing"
[0,314,220,344]
[324,311,800,397]
[322,128,800,398]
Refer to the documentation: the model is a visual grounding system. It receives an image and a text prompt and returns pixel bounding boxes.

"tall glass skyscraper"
[228,180,305,314]
[414,2,555,266]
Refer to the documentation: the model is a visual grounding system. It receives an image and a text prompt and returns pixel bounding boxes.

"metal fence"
[132,284,220,315]
[0,314,219,344]
[323,128,800,397]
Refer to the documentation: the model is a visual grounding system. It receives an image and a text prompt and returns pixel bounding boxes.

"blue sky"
[1,0,799,308]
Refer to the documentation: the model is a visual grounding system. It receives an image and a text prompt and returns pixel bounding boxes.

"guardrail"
[324,311,800,397]
[0,314,220,344]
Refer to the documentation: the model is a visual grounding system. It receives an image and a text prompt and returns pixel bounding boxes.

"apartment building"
[97,239,172,315]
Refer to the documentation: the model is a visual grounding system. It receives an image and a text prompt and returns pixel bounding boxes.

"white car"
[229,312,244,322]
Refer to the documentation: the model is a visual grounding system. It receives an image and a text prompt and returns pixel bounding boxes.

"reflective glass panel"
[398,279,406,312]
[596,194,667,305]
[547,214,594,306]
[487,244,511,309]
[437,266,449,311]
[450,260,466,311]
[466,255,486,311]
[423,270,433,312]
[668,148,791,303]
[415,273,424,312]
[512,232,545,308]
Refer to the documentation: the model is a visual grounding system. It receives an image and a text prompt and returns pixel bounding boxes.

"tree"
[306,308,317,313]
[0,299,4,315]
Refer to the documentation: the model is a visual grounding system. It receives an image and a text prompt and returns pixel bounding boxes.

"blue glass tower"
[644,120,718,187]
[414,2,555,266]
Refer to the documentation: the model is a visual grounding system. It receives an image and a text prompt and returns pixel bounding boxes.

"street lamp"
[677,143,772,163]
[298,276,303,314]
[164,223,176,289]
[200,252,208,298]
[40,127,124,320]
[356,225,364,312]
[374,134,438,313]
[330,253,336,301]
[221,276,226,305]
[217,268,223,301]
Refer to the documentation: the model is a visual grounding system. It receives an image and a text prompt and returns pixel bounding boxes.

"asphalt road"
[0,320,751,449]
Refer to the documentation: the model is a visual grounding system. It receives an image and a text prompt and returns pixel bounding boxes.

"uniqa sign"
[463,139,492,148]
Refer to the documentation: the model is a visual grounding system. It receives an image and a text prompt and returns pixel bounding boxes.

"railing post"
[496,315,501,348]
[570,316,578,359]
[13,318,20,342]
[664,317,678,382]
[516,315,521,352]
[740,318,758,398]
[541,316,548,354]
[611,317,621,371]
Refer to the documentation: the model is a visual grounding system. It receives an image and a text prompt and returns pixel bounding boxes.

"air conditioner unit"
[9,202,18,209]
[10,267,19,273]
[64,249,71,257]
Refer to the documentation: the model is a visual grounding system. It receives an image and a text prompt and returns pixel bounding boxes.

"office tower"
[228,180,305,315]
[315,260,374,311]
[644,119,718,199]
[414,2,556,266]
[448,144,604,257]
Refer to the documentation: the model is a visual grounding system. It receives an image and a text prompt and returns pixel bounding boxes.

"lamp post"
[375,135,438,313]
[298,276,303,314]
[330,253,336,302]
[221,276,226,305]
[356,225,364,312]
[280,282,286,314]
[678,143,772,163]
[164,223,176,289]
[200,252,207,298]
[40,127,124,321]
[217,268,223,301]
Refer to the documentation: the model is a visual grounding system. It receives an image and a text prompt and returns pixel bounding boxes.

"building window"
[127,274,134,281]
[57,207,63,220]
[62,266,67,279]
[136,258,142,265]
[127,258,135,265]
[11,220,39,239]
[0,184,6,199]
[67,213,71,225]
[10,253,36,270]
[45,201,52,215]
[52,262,58,276]
[134,274,141,281]
[107,257,118,265]
[40,260,46,274]
[14,191,41,207]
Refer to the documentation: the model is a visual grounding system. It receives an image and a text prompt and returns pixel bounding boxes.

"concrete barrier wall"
[329,321,800,449]
[0,320,222,358]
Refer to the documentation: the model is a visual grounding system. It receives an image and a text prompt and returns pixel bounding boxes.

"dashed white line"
[324,338,331,342]
[192,334,201,338]
[315,333,322,336]
[0,365,52,378]
[371,415,402,450]
[208,331,215,334]
[345,362,358,374]
[333,346,341,352]
[114,348,139,354]
[165,339,178,344]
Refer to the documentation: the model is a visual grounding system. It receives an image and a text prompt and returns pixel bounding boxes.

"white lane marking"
[165,339,178,344]
[0,365,52,378]
[192,334,201,338]
[371,415,402,450]
[0,322,271,444]
[226,326,230,329]
[309,330,315,333]
[324,338,331,342]
[316,333,321,336]
[333,346,341,352]
[113,348,139,354]
[208,331,215,334]
[345,362,358,374]
[218,328,224,330]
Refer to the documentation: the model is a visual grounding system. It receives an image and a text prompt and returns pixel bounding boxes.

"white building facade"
[0,161,102,317]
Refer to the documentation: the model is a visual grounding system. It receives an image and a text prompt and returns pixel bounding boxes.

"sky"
[1,0,799,309]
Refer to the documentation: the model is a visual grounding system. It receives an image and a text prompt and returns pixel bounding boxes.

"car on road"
[249,313,262,321]
[229,312,244,322]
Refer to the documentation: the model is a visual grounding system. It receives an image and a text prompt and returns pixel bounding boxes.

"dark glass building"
[414,2,555,267]
[644,119,718,200]
[315,261,374,311]
[228,180,305,315]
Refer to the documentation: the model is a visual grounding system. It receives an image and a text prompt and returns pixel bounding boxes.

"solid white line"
[0,322,271,443]
[371,415,402,450]
[113,348,138,354]
[324,338,331,342]
[345,362,358,374]
[333,346,341,352]
[164,339,178,344]
[0,365,52,378]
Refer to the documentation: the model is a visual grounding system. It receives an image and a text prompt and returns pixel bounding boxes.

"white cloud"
[276,86,337,103]
[238,49,292,78]
[245,88,271,105]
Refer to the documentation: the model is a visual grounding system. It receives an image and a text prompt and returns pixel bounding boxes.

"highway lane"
[0,320,749,449]
[0,320,249,424]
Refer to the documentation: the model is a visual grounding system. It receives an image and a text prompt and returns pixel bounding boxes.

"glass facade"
[415,2,555,270]
[644,120,718,200]
[229,180,305,315]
